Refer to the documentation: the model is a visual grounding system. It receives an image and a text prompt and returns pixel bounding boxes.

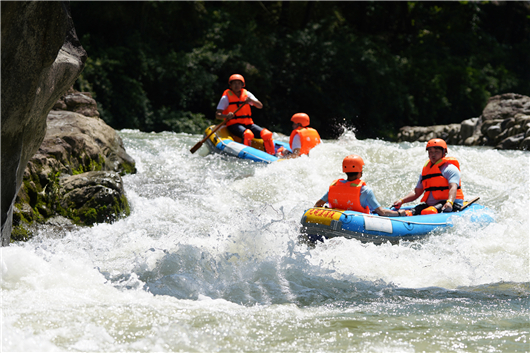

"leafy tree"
[71,1,530,139]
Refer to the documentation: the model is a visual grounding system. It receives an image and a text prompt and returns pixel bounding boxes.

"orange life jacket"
[222,89,253,126]
[421,157,464,202]
[289,127,321,155]
[328,179,370,213]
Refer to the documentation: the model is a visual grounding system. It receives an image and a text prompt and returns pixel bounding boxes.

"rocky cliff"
[1,2,87,245]
[397,93,530,150]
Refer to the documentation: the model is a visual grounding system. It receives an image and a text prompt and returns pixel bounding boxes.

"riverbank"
[397,93,530,150]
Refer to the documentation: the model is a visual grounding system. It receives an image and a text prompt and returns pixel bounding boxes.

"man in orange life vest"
[279,113,321,158]
[393,138,464,215]
[215,74,275,155]
[315,155,409,217]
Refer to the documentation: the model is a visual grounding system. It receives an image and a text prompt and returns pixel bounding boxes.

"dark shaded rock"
[1,2,87,245]
[521,137,530,151]
[500,117,516,131]
[496,133,526,150]
[486,124,502,139]
[59,171,130,226]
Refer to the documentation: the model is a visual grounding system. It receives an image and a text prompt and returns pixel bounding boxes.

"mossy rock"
[11,225,33,242]
[59,171,130,226]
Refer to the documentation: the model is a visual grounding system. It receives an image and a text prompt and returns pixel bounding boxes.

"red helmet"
[291,113,310,127]
[228,74,245,87]
[426,138,447,153]
[343,154,364,173]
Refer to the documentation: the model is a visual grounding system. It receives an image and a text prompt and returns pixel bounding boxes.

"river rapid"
[2,129,529,352]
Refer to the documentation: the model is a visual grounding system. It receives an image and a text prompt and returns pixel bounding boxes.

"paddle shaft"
[189,102,248,154]
[389,196,480,213]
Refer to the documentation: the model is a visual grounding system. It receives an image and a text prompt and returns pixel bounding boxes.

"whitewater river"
[2,129,529,352]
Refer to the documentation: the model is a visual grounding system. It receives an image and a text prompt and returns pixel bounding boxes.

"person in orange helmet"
[215,74,275,155]
[392,138,464,215]
[279,113,321,158]
[315,155,410,217]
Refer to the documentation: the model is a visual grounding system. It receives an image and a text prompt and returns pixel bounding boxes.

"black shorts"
[227,123,264,139]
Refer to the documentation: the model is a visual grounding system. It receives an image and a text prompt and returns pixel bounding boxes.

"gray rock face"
[13,90,136,239]
[43,109,136,175]
[481,93,530,121]
[397,94,530,151]
[1,2,87,246]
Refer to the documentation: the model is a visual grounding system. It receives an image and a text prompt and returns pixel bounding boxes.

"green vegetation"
[72,155,105,175]
[12,152,132,240]
[64,193,130,226]
[71,1,530,139]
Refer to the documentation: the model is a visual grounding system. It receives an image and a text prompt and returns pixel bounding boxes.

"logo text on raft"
[307,209,338,218]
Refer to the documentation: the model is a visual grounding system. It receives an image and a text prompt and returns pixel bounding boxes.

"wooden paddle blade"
[189,142,202,154]
[459,196,480,211]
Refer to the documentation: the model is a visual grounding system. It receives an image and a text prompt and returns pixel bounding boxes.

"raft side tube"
[300,204,494,244]
[204,125,291,163]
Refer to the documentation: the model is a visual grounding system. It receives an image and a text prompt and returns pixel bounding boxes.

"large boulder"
[397,93,530,151]
[12,90,136,241]
[481,93,530,121]
[1,2,87,246]
[59,171,130,226]
[43,109,136,175]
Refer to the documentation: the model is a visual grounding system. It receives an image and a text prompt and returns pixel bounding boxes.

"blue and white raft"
[300,202,494,245]
[203,125,291,163]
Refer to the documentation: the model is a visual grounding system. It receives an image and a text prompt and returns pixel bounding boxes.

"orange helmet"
[291,113,310,127]
[343,154,364,173]
[426,138,447,153]
[228,74,245,87]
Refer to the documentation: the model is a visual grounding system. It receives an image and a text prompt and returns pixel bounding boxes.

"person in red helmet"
[393,138,464,215]
[215,74,275,155]
[315,155,410,217]
[279,113,321,158]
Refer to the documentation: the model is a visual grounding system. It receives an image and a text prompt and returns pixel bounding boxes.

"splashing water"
[2,129,529,352]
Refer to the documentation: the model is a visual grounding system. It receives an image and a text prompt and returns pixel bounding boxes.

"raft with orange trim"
[300,203,494,245]
[203,125,291,163]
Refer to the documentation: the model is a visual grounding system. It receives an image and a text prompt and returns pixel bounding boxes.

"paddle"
[189,102,248,154]
[458,196,480,212]
[389,196,480,214]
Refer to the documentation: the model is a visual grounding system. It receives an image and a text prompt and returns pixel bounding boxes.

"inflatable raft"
[300,202,494,245]
[203,125,291,163]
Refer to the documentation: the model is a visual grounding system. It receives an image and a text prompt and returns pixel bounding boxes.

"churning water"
[2,129,529,352]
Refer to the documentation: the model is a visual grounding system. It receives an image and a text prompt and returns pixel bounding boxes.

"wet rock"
[398,124,461,145]
[12,89,136,240]
[59,171,130,226]
[521,137,530,151]
[496,133,525,150]
[397,93,530,151]
[486,124,502,139]
[43,109,136,175]
[460,117,480,142]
